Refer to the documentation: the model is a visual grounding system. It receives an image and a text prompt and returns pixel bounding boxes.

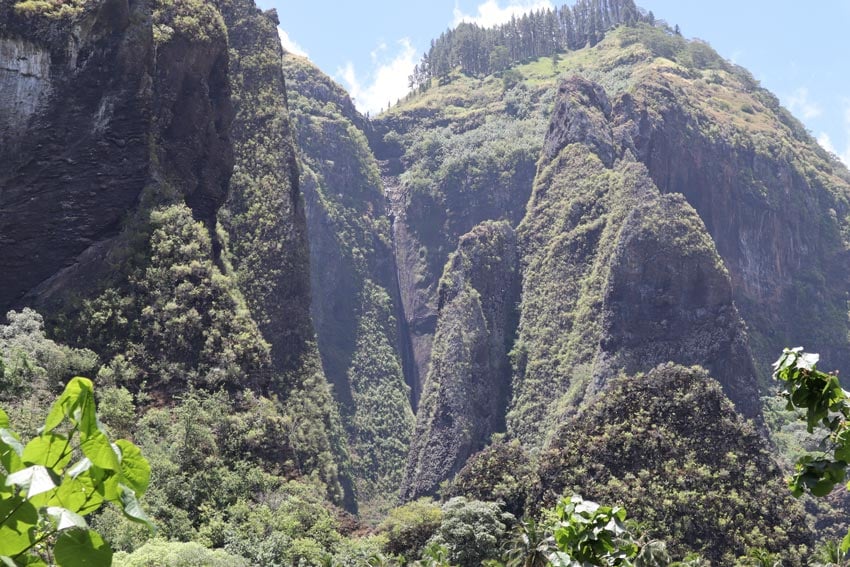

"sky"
[261,0,850,166]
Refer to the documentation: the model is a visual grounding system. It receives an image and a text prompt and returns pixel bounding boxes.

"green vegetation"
[0,377,151,567]
[5,0,850,563]
[445,438,534,517]
[217,0,354,508]
[430,496,512,566]
[403,221,518,499]
[773,348,850,552]
[534,364,811,564]
[85,383,362,565]
[0,309,97,408]
[545,495,665,566]
[411,0,644,85]
[115,540,250,566]
[283,52,414,518]
[507,146,627,445]
[377,498,443,559]
[74,203,270,394]
[152,0,226,45]
[12,0,90,19]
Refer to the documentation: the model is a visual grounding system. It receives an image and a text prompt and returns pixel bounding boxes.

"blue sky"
[260,0,850,166]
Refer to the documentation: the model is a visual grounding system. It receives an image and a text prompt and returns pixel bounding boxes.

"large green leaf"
[65,458,91,480]
[70,475,105,516]
[0,429,23,473]
[98,471,120,503]
[22,434,71,471]
[46,507,87,532]
[840,529,850,554]
[114,440,150,495]
[58,460,108,513]
[38,476,104,516]
[44,378,97,437]
[0,555,48,567]
[79,432,119,472]
[118,484,155,531]
[0,494,38,556]
[54,529,112,567]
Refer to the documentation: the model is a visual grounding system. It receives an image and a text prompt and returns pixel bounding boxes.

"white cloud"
[728,50,743,65]
[817,101,850,167]
[337,38,417,116]
[278,27,308,58]
[785,87,822,120]
[371,42,388,62]
[452,0,555,28]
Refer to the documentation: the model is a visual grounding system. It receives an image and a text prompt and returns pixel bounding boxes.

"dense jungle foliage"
[3,0,850,564]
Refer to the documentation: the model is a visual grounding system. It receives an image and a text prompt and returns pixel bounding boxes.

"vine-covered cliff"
[384,23,850,496]
[0,0,353,515]
[2,1,850,562]
[281,52,413,518]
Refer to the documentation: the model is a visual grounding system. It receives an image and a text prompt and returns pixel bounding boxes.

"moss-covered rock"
[402,221,519,499]
[533,364,812,564]
[282,52,414,519]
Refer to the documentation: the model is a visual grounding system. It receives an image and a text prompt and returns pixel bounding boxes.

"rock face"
[395,26,850,491]
[0,0,236,313]
[0,37,51,139]
[282,52,414,515]
[3,5,850,548]
[373,77,542,404]
[0,0,354,510]
[0,0,161,312]
[616,71,850,382]
[402,221,519,499]
[215,0,355,510]
[507,78,760,447]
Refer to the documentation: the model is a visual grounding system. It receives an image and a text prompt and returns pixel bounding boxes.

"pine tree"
[406,0,647,88]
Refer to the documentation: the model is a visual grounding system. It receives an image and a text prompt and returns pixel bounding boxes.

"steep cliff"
[214,0,354,510]
[401,221,519,499]
[0,0,353,509]
[0,0,255,387]
[389,22,850,479]
[0,0,231,313]
[508,76,760,447]
[282,52,413,518]
[609,26,850,383]
[3,2,849,555]
[373,66,546,401]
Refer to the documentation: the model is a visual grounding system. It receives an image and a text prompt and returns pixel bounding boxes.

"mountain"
[0,0,353,512]
[2,0,849,562]
[381,22,850,500]
[281,51,414,519]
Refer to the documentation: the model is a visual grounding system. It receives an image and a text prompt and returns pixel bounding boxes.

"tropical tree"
[503,518,554,567]
[773,347,850,553]
[0,377,152,566]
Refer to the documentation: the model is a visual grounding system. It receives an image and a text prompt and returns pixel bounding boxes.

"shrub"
[446,438,534,517]
[113,540,249,566]
[378,498,442,559]
[430,496,513,567]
